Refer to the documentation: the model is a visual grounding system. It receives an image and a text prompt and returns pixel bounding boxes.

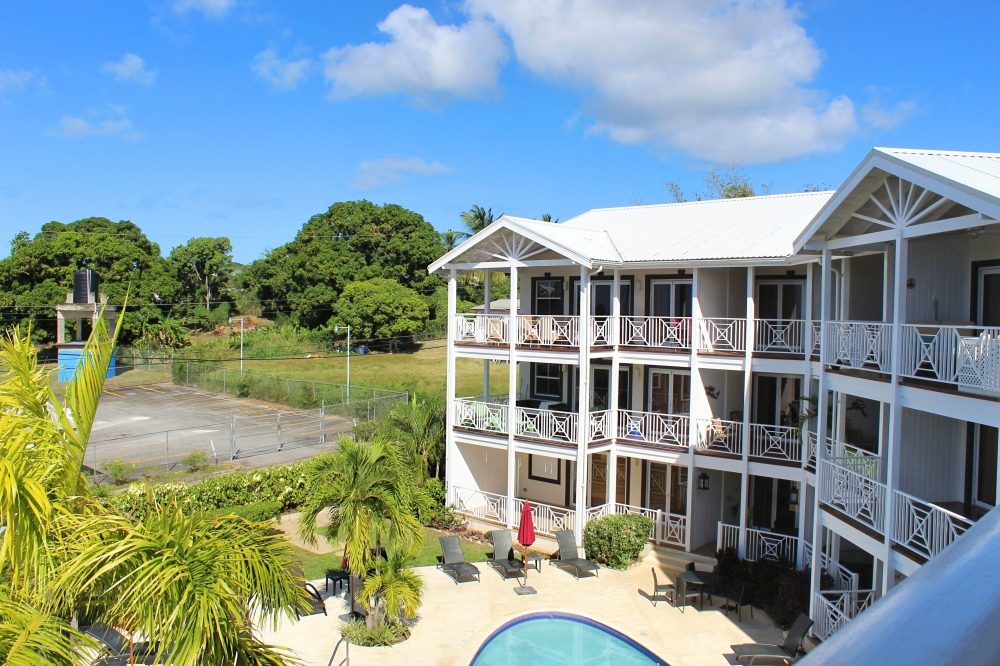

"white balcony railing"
[588,410,612,441]
[511,497,575,536]
[803,541,860,591]
[745,526,799,563]
[694,417,742,455]
[892,489,974,560]
[619,316,692,350]
[755,319,805,354]
[453,397,508,435]
[617,410,689,448]
[825,437,881,480]
[810,320,822,359]
[749,423,801,461]
[591,317,614,346]
[515,406,578,443]
[899,324,1000,393]
[589,503,686,547]
[718,522,739,551]
[453,313,510,344]
[516,315,579,347]
[453,487,507,526]
[820,459,887,534]
[814,589,876,641]
[824,321,893,373]
[698,317,746,353]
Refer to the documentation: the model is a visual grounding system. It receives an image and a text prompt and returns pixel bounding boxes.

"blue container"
[58,346,116,383]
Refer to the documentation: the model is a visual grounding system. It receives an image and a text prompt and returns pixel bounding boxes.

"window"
[534,278,564,316]
[649,369,690,414]
[528,454,561,484]
[648,279,693,318]
[757,281,804,320]
[533,363,562,399]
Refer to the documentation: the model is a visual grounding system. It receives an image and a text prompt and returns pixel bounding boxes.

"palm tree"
[459,205,495,238]
[386,396,445,479]
[360,550,424,627]
[440,230,465,252]
[0,314,306,666]
[541,214,558,222]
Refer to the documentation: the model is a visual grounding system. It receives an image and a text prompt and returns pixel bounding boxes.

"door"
[751,476,773,529]
[534,278,564,316]
[974,425,998,509]
[979,267,1000,326]
[754,375,802,426]
[757,281,804,320]
[649,369,690,414]
[669,466,688,515]
[649,279,693,318]
[774,480,797,534]
[647,462,668,511]
[616,457,629,504]
[573,280,632,316]
[571,366,630,411]
[590,454,607,506]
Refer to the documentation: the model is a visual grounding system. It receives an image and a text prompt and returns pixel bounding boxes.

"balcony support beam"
[738,266,755,559]
[575,266,591,544]
[483,270,491,397]
[810,248,832,624]
[446,269,458,505]
[506,266,518,529]
[608,268,621,506]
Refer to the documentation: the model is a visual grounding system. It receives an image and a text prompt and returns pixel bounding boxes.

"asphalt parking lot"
[88,382,350,479]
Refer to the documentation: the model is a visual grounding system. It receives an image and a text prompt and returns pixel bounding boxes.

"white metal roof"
[562,192,833,262]
[877,148,1000,202]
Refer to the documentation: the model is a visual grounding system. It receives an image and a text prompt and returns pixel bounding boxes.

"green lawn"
[289,527,491,580]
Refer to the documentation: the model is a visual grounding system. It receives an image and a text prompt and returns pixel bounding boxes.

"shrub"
[776,567,812,628]
[582,514,653,570]
[203,500,283,523]
[182,448,210,471]
[102,455,138,484]
[339,618,409,647]
[420,478,461,528]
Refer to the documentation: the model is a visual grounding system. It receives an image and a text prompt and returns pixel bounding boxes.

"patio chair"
[488,530,525,582]
[650,568,675,607]
[83,624,158,666]
[299,582,327,617]
[720,585,754,622]
[673,578,701,614]
[437,536,482,584]
[549,530,600,580]
[730,613,813,664]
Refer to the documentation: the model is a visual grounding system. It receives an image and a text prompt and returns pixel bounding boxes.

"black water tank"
[73,269,99,304]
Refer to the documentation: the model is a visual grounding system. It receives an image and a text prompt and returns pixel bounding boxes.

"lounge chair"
[488,530,525,582]
[650,568,674,607]
[300,582,327,617]
[549,530,600,579]
[730,613,813,664]
[83,624,158,666]
[437,536,481,584]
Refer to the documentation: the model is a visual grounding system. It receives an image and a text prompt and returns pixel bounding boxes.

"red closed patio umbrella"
[516,502,536,593]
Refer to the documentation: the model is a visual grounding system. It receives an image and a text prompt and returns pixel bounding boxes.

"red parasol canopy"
[518,501,536,548]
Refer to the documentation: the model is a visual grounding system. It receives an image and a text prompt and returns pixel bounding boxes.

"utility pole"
[230,316,245,374]
[335,325,350,403]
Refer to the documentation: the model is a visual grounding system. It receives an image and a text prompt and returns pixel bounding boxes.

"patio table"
[677,570,720,610]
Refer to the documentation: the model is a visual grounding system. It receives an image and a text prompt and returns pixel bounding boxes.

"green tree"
[333,278,429,340]
[386,396,445,479]
[664,156,774,202]
[169,237,234,312]
[459,205,495,237]
[0,313,306,665]
[359,551,424,628]
[241,201,445,328]
[0,218,182,343]
[440,230,464,252]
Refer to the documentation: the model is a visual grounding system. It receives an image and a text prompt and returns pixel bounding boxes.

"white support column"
[810,248,832,623]
[483,270,491,398]
[576,265,591,543]
[738,266,755,558]
[56,311,65,344]
[686,268,702,552]
[506,266,519,528]
[841,257,852,320]
[608,268,621,507]
[883,233,908,594]
[445,269,458,504]
[798,262,815,569]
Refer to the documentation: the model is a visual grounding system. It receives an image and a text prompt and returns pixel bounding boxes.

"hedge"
[203,501,284,523]
[582,514,653,569]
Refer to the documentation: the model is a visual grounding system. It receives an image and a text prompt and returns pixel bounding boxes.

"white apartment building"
[428,148,1000,641]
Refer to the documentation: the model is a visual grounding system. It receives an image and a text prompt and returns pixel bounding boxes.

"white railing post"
[575,266,590,544]
[608,268,620,507]
[738,266,754,559]
[811,248,832,624]
[506,265,518,529]
[882,233,906,593]
[445,269,458,505]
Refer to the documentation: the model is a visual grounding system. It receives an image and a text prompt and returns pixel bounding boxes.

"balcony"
[819,459,888,535]
[813,588,877,641]
[717,522,800,563]
[823,321,893,373]
[588,502,687,547]
[618,316,692,351]
[516,315,579,347]
[891,490,974,560]
[697,317,746,354]
[754,319,806,355]
[453,313,509,345]
[452,487,575,536]
[899,323,1000,393]
[618,409,690,449]
[749,423,801,462]
[694,417,742,456]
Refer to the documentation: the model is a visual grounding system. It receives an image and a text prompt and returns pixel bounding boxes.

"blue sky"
[1,0,998,264]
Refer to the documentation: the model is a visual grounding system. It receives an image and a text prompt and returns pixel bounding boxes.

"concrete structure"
[55,291,117,344]
[428,147,1000,642]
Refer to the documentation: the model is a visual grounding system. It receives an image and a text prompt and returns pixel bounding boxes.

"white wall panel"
[906,234,971,322]
[458,442,507,494]
[691,468,725,549]
[897,408,966,503]
[697,267,730,318]
[848,253,885,321]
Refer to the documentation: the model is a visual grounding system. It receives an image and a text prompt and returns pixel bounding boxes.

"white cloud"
[861,89,917,131]
[461,0,857,163]
[350,156,454,189]
[0,69,37,92]
[47,107,143,141]
[252,49,312,90]
[323,4,507,104]
[173,0,234,17]
[103,54,158,85]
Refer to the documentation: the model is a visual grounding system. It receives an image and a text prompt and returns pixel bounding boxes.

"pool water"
[470,613,667,666]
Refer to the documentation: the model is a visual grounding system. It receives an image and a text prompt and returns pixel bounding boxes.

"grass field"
[289,527,491,580]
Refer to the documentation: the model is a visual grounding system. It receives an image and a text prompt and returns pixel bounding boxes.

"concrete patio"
[259,561,786,665]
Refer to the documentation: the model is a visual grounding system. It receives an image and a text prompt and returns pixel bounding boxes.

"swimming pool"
[470,612,667,666]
